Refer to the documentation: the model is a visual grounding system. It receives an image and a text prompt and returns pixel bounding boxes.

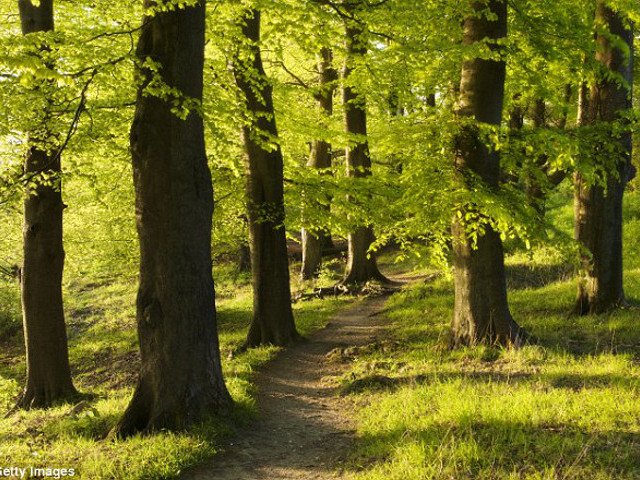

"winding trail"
[182,294,393,480]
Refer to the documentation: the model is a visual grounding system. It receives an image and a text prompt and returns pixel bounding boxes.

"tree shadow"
[217,307,252,335]
[340,369,637,396]
[346,419,640,479]
[506,262,575,290]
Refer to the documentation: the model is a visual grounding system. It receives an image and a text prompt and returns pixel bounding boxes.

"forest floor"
[182,290,397,480]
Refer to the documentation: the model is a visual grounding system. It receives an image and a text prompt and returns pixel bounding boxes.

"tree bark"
[574,4,634,314]
[451,0,525,347]
[341,19,387,286]
[16,0,78,409]
[232,10,299,348]
[111,0,232,437]
[301,48,337,280]
[300,47,338,280]
[237,243,251,273]
[525,98,548,214]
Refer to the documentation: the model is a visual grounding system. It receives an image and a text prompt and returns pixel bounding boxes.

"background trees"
[16,0,78,409]
[574,2,635,314]
[300,47,337,280]
[232,8,300,348]
[340,7,388,286]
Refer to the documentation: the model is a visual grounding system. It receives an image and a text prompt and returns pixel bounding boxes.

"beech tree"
[112,0,232,437]
[451,0,526,346]
[301,47,337,280]
[574,2,635,314]
[341,12,387,286]
[16,0,78,409]
[232,9,300,348]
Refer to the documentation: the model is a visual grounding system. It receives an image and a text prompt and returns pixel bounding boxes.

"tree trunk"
[341,20,387,286]
[574,4,634,315]
[451,0,525,347]
[525,98,548,214]
[301,48,336,280]
[111,0,231,437]
[16,0,78,409]
[237,243,251,273]
[232,10,299,348]
[237,215,251,273]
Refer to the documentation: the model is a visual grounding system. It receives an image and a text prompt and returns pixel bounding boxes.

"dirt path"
[182,294,393,480]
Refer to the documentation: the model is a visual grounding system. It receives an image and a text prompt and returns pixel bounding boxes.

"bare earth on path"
[181,293,394,480]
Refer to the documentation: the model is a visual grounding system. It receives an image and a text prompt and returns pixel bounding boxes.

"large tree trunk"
[341,20,387,286]
[232,10,299,348]
[574,4,634,315]
[301,48,336,280]
[16,0,78,409]
[451,0,525,347]
[111,0,231,437]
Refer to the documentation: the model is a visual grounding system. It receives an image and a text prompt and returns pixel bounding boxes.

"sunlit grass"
[342,267,640,480]
[0,263,351,479]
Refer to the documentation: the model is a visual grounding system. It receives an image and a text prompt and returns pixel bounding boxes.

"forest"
[0,0,639,478]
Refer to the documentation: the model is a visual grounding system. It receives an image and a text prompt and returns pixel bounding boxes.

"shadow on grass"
[348,420,640,479]
[217,307,252,335]
[341,370,638,396]
[506,262,575,290]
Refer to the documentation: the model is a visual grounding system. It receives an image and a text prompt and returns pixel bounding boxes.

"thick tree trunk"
[301,48,336,280]
[17,0,78,409]
[232,10,299,348]
[451,0,525,347]
[574,4,634,315]
[341,20,387,286]
[111,0,231,437]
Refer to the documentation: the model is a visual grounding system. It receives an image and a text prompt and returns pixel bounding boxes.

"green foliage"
[0,279,20,340]
[0,0,637,273]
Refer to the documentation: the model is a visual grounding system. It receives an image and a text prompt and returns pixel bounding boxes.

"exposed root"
[451,318,533,350]
[109,381,233,440]
[573,294,626,316]
[240,328,303,351]
[293,279,403,304]
[13,385,81,412]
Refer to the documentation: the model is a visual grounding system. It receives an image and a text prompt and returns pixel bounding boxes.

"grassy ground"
[338,187,640,480]
[2,184,640,479]
[0,262,351,479]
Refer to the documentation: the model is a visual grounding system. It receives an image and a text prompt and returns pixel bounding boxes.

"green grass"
[340,251,640,480]
[3,189,640,479]
[0,262,351,479]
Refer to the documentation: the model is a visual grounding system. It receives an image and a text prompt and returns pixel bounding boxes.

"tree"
[111,0,232,437]
[521,98,567,216]
[301,47,337,280]
[574,2,634,315]
[341,12,387,286]
[16,0,78,409]
[451,0,526,346]
[232,9,299,348]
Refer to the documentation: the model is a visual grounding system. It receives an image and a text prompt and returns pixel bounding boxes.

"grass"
[3,185,640,479]
[0,261,352,479]
[339,248,640,480]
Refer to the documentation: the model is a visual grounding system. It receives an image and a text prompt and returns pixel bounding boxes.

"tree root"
[292,280,402,303]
